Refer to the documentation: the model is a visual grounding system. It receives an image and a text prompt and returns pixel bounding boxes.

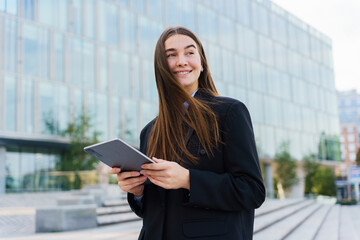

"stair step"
[285,204,332,240]
[255,199,306,217]
[97,212,141,226]
[314,204,340,240]
[338,206,360,240]
[254,202,321,240]
[97,205,132,216]
[254,200,314,234]
[102,199,128,207]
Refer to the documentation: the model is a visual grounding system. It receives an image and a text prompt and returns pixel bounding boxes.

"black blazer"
[128,90,265,240]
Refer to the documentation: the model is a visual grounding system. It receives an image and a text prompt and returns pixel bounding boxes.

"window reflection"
[21,0,35,19]
[0,0,17,15]
[98,0,119,45]
[54,33,65,82]
[22,23,49,78]
[120,9,137,53]
[5,19,17,72]
[5,76,17,131]
[38,0,68,30]
[123,98,139,145]
[22,78,34,133]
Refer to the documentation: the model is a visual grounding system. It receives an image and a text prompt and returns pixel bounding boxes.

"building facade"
[338,90,360,167]
[0,0,339,194]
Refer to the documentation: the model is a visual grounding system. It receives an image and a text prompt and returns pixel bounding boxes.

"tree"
[302,153,320,195]
[356,148,360,166]
[311,167,337,196]
[45,113,101,189]
[274,141,299,198]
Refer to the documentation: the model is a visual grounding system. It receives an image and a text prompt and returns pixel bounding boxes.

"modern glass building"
[0,0,339,194]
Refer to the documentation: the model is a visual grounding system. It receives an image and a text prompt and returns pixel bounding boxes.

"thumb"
[152,157,165,163]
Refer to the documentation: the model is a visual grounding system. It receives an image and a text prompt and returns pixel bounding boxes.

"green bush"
[311,167,336,196]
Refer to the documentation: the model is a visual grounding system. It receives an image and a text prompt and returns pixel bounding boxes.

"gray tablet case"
[84,138,155,171]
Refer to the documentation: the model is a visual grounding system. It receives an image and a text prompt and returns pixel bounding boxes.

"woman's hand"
[140,157,190,190]
[108,168,147,197]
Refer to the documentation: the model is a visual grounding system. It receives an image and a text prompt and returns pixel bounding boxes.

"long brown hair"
[147,26,220,164]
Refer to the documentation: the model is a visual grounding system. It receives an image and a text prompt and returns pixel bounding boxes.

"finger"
[141,162,169,170]
[119,176,147,188]
[147,176,169,189]
[116,171,141,181]
[152,157,166,163]
[108,167,121,174]
[120,178,147,192]
[140,169,166,177]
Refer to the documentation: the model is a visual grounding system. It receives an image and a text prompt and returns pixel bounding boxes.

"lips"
[174,70,192,76]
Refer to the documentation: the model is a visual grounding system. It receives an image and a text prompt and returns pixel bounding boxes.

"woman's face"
[164,34,202,95]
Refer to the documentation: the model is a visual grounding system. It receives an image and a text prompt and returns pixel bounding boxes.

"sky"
[271,0,360,93]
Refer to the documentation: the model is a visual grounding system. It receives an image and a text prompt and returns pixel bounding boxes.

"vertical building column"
[264,163,274,198]
[0,146,6,194]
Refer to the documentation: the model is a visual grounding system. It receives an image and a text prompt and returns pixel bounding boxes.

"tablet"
[84,138,155,171]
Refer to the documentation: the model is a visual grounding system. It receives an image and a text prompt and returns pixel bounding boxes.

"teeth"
[177,71,189,74]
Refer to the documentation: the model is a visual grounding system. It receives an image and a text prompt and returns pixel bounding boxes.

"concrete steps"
[96,197,140,226]
[253,198,360,240]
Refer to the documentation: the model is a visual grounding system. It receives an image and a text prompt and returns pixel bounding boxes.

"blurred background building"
[0,0,340,195]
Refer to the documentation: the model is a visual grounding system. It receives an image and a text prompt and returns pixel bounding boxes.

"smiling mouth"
[175,70,192,75]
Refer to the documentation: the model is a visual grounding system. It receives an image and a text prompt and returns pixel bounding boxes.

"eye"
[187,51,194,55]
[167,53,175,58]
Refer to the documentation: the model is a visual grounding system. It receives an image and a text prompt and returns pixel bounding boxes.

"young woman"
[109,26,265,240]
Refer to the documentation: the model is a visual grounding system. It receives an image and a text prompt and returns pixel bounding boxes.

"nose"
[176,54,187,66]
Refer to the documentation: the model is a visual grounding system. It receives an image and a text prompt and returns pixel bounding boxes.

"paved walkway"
[1,191,360,240]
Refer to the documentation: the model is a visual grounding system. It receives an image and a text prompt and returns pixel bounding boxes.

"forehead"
[164,34,198,50]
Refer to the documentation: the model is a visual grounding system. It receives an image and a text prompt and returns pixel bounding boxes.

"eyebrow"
[165,44,197,53]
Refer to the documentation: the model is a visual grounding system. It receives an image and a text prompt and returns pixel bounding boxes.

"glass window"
[248,90,264,124]
[270,12,287,45]
[22,23,50,78]
[68,38,95,88]
[22,78,34,133]
[54,33,65,82]
[348,134,355,142]
[98,46,108,92]
[84,0,95,39]
[5,76,17,131]
[224,0,236,19]
[348,144,356,152]
[140,101,157,130]
[132,0,146,14]
[83,41,95,88]
[243,27,258,60]
[258,35,274,67]
[181,0,196,31]
[350,153,356,161]
[139,16,162,59]
[5,19,17,72]
[222,50,235,84]
[237,0,250,26]
[0,16,4,70]
[56,86,69,132]
[219,16,236,51]
[251,61,267,93]
[252,2,269,36]
[112,97,122,138]
[20,149,36,191]
[86,92,108,140]
[120,9,137,53]
[71,0,82,35]
[0,0,17,14]
[132,56,142,98]
[6,149,20,192]
[197,5,218,44]
[110,50,130,97]
[73,89,83,118]
[21,0,35,19]
[148,0,163,22]
[69,38,82,86]
[38,0,68,30]
[234,55,247,88]
[261,125,275,157]
[142,60,157,101]
[39,82,54,134]
[207,43,222,82]
[123,98,139,146]
[98,0,119,45]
